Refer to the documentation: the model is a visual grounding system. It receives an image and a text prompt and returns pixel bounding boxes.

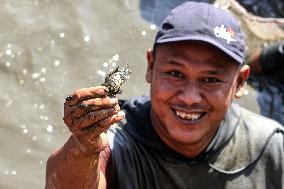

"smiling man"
[46,2,284,189]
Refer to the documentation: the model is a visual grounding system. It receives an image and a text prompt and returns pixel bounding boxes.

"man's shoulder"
[239,106,284,133]
[209,105,284,174]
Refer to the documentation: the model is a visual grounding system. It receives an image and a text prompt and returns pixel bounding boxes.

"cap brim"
[155,36,244,64]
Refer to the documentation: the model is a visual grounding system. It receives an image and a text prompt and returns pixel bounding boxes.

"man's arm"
[46,136,104,188]
[45,86,124,188]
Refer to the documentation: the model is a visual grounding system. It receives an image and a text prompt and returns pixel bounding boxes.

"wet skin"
[146,41,250,158]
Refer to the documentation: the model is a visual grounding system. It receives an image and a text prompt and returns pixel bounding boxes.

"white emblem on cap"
[214,25,236,44]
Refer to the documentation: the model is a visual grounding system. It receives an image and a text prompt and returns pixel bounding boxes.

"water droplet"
[23,129,28,134]
[59,32,65,38]
[19,80,24,85]
[26,149,31,153]
[39,77,46,82]
[84,35,90,42]
[54,60,60,66]
[34,103,38,108]
[112,62,117,67]
[96,70,106,77]
[21,124,26,129]
[4,170,8,175]
[32,136,37,141]
[41,67,47,73]
[6,62,10,67]
[102,62,108,68]
[39,104,45,109]
[141,31,147,36]
[22,69,28,74]
[150,24,156,30]
[7,43,12,48]
[46,125,53,133]
[11,171,16,175]
[112,54,119,61]
[32,72,41,79]
[38,47,43,52]
[5,49,12,55]
[39,160,43,164]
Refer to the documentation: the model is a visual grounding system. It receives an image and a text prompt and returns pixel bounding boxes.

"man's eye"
[166,71,184,78]
[203,77,220,83]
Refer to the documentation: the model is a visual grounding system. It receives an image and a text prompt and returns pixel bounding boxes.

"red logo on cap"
[227,27,235,38]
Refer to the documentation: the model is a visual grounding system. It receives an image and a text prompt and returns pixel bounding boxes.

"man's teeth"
[176,111,202,120]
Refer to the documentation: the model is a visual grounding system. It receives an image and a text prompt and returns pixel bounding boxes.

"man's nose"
[178,81,202,105]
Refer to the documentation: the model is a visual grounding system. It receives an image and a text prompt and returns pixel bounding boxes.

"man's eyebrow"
[201,70,225,75]
[164,59,185,67]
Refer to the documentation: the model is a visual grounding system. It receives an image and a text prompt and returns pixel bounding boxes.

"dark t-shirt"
[102,96,284,189]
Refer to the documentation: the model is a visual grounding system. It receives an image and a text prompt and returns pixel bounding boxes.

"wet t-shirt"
[104,96,284,189]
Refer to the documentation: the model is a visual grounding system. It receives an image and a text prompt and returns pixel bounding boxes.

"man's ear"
[235,65,250,98]
[146,49,154,83]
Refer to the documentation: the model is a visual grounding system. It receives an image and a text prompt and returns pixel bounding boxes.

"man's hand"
[63,86,125,154]
[46,86,124,188]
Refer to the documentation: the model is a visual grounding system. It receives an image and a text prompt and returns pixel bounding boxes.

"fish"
[101,64,132,96]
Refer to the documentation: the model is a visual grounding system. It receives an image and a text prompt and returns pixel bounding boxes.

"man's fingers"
[70,98,119,118]
[65,86,109,106]
[83,111,125,133]
[71,107,118,130]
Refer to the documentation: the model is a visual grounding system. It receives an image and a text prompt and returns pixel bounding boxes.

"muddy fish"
[102,64,132,96]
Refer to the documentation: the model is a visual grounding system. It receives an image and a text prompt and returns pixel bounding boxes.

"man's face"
[146,41,249,157]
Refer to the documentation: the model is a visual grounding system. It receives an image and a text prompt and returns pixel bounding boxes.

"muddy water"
[0,0,258,188]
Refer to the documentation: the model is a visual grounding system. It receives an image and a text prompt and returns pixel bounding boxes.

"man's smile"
[173,109,206,121]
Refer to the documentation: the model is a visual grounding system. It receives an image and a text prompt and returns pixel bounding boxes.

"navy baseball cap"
[154,2,245,64]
